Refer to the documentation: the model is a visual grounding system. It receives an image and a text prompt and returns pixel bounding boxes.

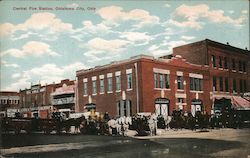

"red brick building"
[171,39,250,112]
[76,55,211,117]
[0,91,20,116]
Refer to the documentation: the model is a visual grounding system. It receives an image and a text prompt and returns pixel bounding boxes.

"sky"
[0,0,249,91]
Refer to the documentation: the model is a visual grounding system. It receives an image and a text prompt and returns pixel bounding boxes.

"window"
[224,57,228,69]
[117,101,121,116]
[233,79,237,92]
[240,80,243,93]
[159,74,164,88]
[165,74,170,89]
[239,61,242,71]
[116,75,121,91]
[123,100,127,117]
[92,81,96,94]
[243,62,246,72]
[154,73,159,88]
[108,77,112,92]
[219,77,223,91]
[177,76,183,90]
[83,82,87,95]
[225,78,229,92]
[128,100,132,116]
[212,55,216,67]
[100,79,104,93]
[244,80,247,92]
[219,56,223,68]
[213,77,217,91]
[190,78,203,91]
[127,73,132,89]
[232,59,236,70]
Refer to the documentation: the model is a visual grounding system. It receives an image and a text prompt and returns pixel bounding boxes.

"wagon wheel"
[26,127,32,134]
[14,127,21,134]
[65,126,71,133]
[44,126,52,134]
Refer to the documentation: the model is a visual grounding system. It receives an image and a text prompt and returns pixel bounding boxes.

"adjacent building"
[170,39,250,111]
[18,79,76,118]
[0,91,20,117]
[51,79,76,115]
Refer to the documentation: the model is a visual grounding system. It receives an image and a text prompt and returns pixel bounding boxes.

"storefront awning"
[231,96,250,110]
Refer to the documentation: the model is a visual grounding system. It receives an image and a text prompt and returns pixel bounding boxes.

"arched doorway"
[155,98,170,116]
[191,99,203,116]
[117,100,132,117]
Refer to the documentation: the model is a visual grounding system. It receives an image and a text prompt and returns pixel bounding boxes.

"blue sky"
[0,0,249,91]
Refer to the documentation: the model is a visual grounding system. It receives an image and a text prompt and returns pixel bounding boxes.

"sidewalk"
[129,128,250,142]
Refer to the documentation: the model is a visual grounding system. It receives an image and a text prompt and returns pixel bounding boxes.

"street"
[1,129,250,158]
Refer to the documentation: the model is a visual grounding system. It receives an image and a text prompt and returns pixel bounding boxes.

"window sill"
[116,90,121,93]
[218,68,223,70]
[177,89,184,92]
[126,89,133,91]
[190,90,204,93]
[232,70,236,73]
[224,69,229,71]
[239,71,243,74]
[99,92,104,95]
[176,103,187,106]
[107,91,113,94]
[92,94,97,96]
[154,88,171,91]
[83,95,88,97]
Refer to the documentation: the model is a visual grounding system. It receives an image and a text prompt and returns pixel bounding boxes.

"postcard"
[0,0,250,158]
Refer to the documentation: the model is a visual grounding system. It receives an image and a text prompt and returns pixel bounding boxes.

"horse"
[116,116,124,136]
[148,113,157,136]
[123,116,132,136]
[107,119,118,135]
[163,115,172,130]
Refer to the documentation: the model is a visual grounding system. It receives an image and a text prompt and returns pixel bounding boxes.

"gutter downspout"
[134,62,139,113]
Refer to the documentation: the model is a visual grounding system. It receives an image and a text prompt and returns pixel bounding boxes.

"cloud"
[148,40,187,57]
[4,62,88,91]
[241,10,248,14]
[1,41,60,58]
[97,6,160,28]
[228,10,235,14]
[1,60,20,68]
[12,73,21,79]
[168,4,247,29]
[0,23,15,36]
[71,21,112,41]
[180,35,195,40]
[87,38,130,53]
[164,4,171,8]
[82,37,130,63]
[119,31,153,45]
[0,12,73,39]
